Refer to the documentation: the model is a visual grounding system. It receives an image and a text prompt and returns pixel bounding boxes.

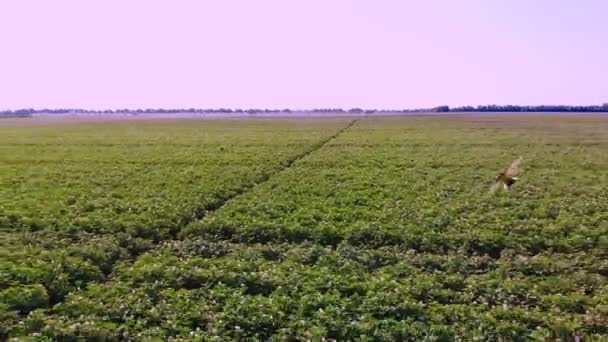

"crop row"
[185,118,608,257]
[0,118,351,333]
[1,116,607,340]
[6,240,605,340]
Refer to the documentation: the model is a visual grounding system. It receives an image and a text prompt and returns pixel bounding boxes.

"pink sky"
[1,0,607,110]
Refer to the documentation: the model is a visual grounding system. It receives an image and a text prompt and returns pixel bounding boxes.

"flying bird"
[490,157,522,193]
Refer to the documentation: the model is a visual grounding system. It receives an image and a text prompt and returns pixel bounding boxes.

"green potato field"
[1,115,607,341]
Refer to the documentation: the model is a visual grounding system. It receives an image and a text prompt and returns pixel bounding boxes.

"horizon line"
[3,103,608,113]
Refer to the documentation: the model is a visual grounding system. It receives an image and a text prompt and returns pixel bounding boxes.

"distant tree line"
[2,104,608,116]
[447,104,608,112]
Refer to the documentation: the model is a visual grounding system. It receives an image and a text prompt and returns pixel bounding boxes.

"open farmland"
[1,114,607,340]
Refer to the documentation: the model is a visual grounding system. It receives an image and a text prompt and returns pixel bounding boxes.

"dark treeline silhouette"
[2,104,608,116]
[449,104,608,112]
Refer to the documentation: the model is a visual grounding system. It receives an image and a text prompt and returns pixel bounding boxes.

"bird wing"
[489,181,503,193]
[490,170,506,193]
[505,157,521,177]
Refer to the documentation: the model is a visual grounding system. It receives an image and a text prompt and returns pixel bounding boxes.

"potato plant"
[1,115,607,340]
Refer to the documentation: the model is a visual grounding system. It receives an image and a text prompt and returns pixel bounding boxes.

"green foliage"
[0,285,49,313]
[1,116,607,340]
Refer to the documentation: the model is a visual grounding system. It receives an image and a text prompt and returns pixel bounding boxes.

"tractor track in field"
[18,119,360,309]
[175,119,360,233]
